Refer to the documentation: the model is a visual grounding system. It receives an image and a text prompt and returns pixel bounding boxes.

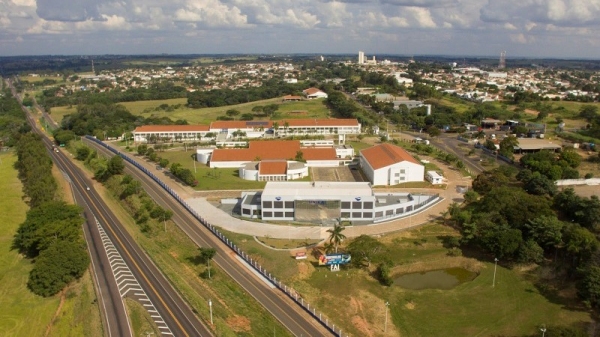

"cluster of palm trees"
[324,224,346,254]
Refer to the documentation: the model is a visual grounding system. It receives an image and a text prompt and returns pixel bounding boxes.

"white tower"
[358,51,365,64]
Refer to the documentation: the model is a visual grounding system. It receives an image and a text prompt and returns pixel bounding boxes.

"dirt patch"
[351,315,374,337]
[169,251,179,259]
[226,315,251,332]
[296,261,312,280]
[405,302,415,310]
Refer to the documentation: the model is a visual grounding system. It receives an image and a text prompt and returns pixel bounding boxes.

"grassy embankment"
[225,223,592,337]
[0,152,102,337]
[50,96,332,125]
[66,149,292,336]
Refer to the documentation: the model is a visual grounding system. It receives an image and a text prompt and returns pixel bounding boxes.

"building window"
[274,201,284,208]
[400,177,405,181]
[263,212,272,217]
[274,211,284,217]
[263,201,272,208]
[363,202,373,209]
[386,210,393,216]
[352,212,362,218]
[396,208,404,214]
[363,212,373,218]
[352,201,362,209]
[285,212,294,218]
[285,201,294,208]
[341,212,350,218]
[341,201,351,209]
[375,211,383,218]
[406,205,413,212]
[243,209,251,215]
[400,169,406,174]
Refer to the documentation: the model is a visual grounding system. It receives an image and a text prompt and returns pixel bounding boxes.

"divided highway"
[16,87,212,336]
[87,139,334,337]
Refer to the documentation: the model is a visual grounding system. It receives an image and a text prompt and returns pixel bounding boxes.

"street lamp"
[384,301,390,332]
[208,299,213,325]
[493,258,499,287]
[540,326,546,337]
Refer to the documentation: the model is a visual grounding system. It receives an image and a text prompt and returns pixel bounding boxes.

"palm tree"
[326,224,346,253]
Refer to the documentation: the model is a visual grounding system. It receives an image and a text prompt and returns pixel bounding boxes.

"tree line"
[13,133,89,297]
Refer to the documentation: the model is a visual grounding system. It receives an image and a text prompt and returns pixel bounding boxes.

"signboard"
[318,254,351,266]
[295,252,307,260]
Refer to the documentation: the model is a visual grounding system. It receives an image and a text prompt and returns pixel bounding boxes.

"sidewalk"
[111,142,468,239]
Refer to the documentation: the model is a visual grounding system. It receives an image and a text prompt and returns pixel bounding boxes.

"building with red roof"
[359,143,424,185]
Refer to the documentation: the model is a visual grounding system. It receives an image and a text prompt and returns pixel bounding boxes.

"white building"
[358,51,365,64]
[426,171,444,185]
[359,143,424,186]
[238,181,440,223]
[302,87,328,99]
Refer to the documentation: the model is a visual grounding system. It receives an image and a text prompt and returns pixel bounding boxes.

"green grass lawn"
[50,97,332,125]
[225,223,592,337]
[142,149,267,190]
[125,298,160,337]
[0,153,102,337]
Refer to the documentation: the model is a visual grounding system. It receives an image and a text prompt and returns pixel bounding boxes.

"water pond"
[394,267,478,290]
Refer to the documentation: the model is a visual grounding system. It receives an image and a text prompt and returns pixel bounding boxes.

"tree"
[346,235,384,267]
[137,144,148,156]
[578,265,600,308]
[427,126,441,138]
[326,224,346,253]
[27,240,89,297]
[159,158,169,168]
[226,109,240,119]
[199,247,217,279]
[559,149,582,168]
[294,150,305,162]
[107,155,125,176]
[498,136,518,159]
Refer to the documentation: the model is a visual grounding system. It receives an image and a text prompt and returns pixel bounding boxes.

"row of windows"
[262,200,376,210]
[340,205,415,219]
[262,211,294,218]
[340,201,374,210]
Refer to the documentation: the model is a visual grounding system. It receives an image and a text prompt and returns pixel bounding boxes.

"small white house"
[302,87,328,99]
[359,143,424,186]
[426,171,444,185]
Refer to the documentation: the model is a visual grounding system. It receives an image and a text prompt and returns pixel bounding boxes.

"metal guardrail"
[85,136,345,337]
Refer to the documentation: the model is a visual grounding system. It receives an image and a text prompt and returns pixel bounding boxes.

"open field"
[125,298,159,336]
[19,75,64,83]
[49,97,331,125]
[0,152,103,337]
[226,223,592,337]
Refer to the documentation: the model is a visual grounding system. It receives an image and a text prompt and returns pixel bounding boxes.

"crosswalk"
[95,218,173,336]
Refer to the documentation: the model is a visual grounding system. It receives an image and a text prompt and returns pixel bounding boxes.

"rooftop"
[516,138,562,151]
[360,143,420,170]
[262,181,373,198]
[134,125,210,133]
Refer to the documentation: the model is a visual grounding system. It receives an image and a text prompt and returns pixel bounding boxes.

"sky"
[1,0,600,58]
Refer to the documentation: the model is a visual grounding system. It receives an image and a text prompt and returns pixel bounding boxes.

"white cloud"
[174,0,249,28]
[406,7,436,28]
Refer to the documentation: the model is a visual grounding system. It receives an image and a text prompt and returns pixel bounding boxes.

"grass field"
[19,75,64,83]
[0,152,103,337]
[125,298,159,336]
[226,223,592,337]
[140,150,268,190]
[50,97,332,125]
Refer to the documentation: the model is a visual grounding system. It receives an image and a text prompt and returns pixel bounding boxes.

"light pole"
[493,258,499,287]
[384,301,390,332]
[192,155,197,174]
[208,299,213,325]
[540,326,546,337]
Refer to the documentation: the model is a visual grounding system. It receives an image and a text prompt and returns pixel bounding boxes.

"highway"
[86,139,334,337]
[15,83,212,337]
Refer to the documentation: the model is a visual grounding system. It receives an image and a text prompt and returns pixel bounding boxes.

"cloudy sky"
[1,0,599,58]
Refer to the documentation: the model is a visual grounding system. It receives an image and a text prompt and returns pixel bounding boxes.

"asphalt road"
[87,139,333,337]
[15,84,212,336]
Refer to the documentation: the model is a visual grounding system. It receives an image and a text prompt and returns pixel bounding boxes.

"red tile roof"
[134,125,210,132]
[278,119,359,127]
[259,161,288,175]
[360,143,420,170]
[303,87,323,95]
[211,140,337,163]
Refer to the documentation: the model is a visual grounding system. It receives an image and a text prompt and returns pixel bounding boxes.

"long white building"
[239,181,440,223]
[133,118,361,143]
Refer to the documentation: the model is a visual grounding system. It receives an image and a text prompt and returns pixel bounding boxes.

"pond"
[394,267,478,290]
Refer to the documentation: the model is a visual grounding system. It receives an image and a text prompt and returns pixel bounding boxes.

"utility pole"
[208,299,213,325]
[493,258,499,287]
[384,301,390,332]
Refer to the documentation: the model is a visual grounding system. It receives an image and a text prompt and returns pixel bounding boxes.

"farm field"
[50,96,331,125]
[226,223,592,337]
